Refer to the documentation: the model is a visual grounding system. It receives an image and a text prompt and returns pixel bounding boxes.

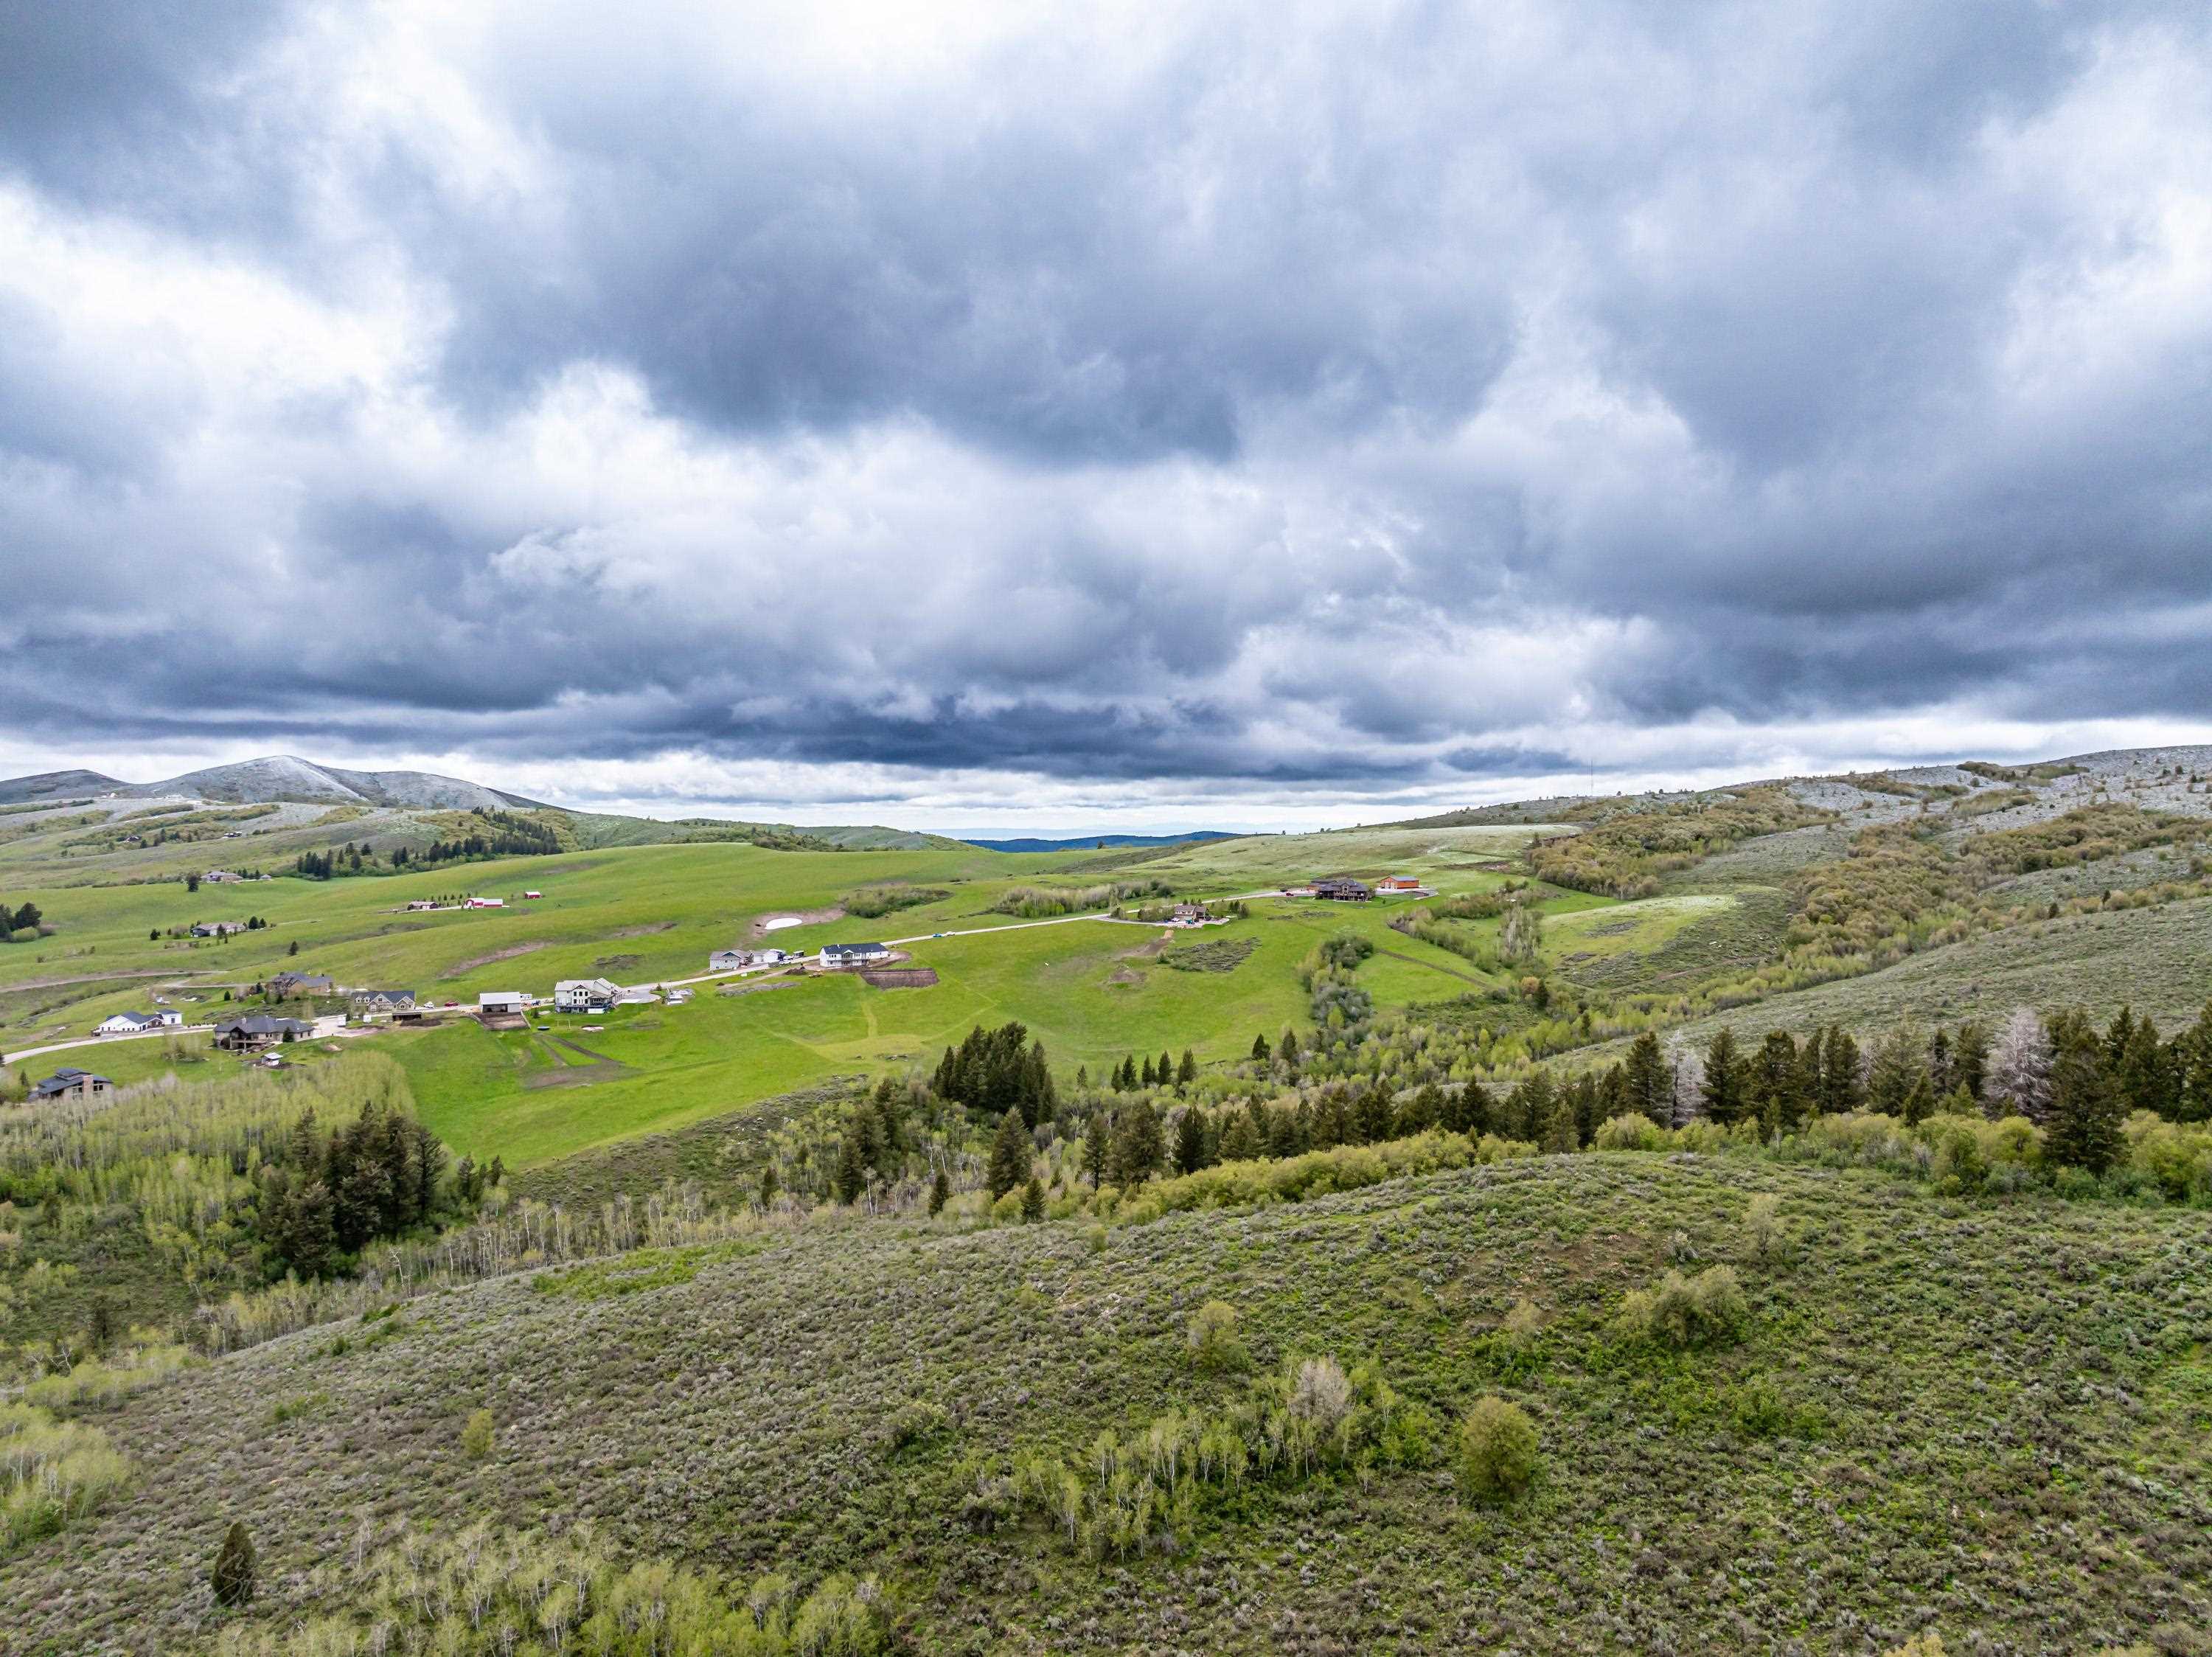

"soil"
[439,942,549,978]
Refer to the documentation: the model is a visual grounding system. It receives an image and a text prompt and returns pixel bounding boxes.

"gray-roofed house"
[31,1067,112,1102]
[212,1014,312,1051]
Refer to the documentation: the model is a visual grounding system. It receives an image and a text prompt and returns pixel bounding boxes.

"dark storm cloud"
[1,0,2211,803]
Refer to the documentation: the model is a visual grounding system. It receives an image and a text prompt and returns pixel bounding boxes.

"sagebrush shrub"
[1456,1396,1540,1501]
[1616,1265,1748,1348]
[1186,1300,1250,1373]
[1742,1194,1787,1264]
[884,1399,949,1453]
[1501,1297,1545,1343]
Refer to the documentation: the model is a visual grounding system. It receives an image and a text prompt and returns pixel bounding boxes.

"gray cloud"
[1,0,2210,814]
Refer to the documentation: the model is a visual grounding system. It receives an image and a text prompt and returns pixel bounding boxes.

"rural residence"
[30,1067,112,1102]
[212,1014,310,1052]
[554,978,622,1014]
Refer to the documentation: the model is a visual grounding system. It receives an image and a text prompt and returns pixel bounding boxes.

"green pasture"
[383,889,1570,1166]
[1542,892,1738,967]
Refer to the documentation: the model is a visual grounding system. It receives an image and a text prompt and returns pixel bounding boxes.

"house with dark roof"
[267,971,335,998]
[212,1013,312,1051]
[30,1067,111,1102]
[819,942,891,968]
[1312,878,1373,901]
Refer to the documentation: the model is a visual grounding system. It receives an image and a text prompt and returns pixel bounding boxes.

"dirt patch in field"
[1115,935,1170,959]
[859,967,938,989]
[1105,965,1145,986]
[439,941,549,978]
[719,979,799,996]
[607,922,675,938]
[749,905,843,938]
[591,953,642,973]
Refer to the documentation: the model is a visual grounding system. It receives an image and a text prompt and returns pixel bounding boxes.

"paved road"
[4,1024,215,1067]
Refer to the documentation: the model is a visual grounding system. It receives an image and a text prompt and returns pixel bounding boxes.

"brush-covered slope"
[0,768,127,803]
[7,1155,2208,1654]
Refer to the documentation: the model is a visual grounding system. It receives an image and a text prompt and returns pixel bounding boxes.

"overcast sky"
[4,1,2210,831]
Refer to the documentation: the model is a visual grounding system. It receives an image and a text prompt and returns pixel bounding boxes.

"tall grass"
[0,1401,133,1554]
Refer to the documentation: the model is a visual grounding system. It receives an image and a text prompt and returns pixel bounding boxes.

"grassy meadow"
[1,825,1565,1164]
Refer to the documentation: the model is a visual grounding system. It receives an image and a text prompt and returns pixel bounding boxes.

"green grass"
[8,1154,2207,1653]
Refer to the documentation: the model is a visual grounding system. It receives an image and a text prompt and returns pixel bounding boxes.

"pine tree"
[758,1161,780,1209]
[1700,1027,1747,1126]
[1279,1029,1300,1066]
[832,1133,868,1204]
[1624,1032,1669,1125]
[1082,1110,1113,1187]
[1021,1176,1046,1222]
[1539,1086,1578,1153]
[1156,1051,1173,1090]
[987,1108,1031,1201]
[1177,1049,1197,1086]
[1866,1021,1927,1118]
[212,1521,257,1607]
[1352,1085,1395,1144]
[1820,1026,1865,1115]
[1218,1108,1261,1161]
[2116,1014,2177,1118]
[1173,1107,1207,1175]
[1750,1029,1804,1134]
[1397,1081,1442,1136]
[2176,1001,2212,1123]
[1900,1071,1935,1126]
[928,1168,950,1216]
[1927,1027,1954,1097]
[1139,1055,1157,1088]
[1111,1099,1166,1187]
[1569,1073,1601,1147]
[1251,1032,1272,1063]
[2045,1010,2125,1174]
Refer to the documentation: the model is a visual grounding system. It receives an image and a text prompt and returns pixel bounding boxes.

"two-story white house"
[553,978,622,1013]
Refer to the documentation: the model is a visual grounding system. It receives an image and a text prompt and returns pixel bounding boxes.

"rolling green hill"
[4,1153,2206,1653]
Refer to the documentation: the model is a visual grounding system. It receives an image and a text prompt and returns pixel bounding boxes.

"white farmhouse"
[553,978,622,1013]
[819,942,892,968]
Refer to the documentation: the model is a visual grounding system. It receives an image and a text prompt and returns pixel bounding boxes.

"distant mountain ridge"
[0,754,548,810]
[0,768,128,805]
[126,756,549,810]
[955,830,1245,853]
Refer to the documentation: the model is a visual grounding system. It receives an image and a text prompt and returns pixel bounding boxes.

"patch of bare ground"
[1105,965,1144,985]
[607,921,676,938]
[749,905,843,938]
[859,967,938,989]
[438,941,549,977]
[719,979,799,996]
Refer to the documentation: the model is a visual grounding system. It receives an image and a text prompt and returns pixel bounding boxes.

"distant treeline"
[292,808,561,878]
